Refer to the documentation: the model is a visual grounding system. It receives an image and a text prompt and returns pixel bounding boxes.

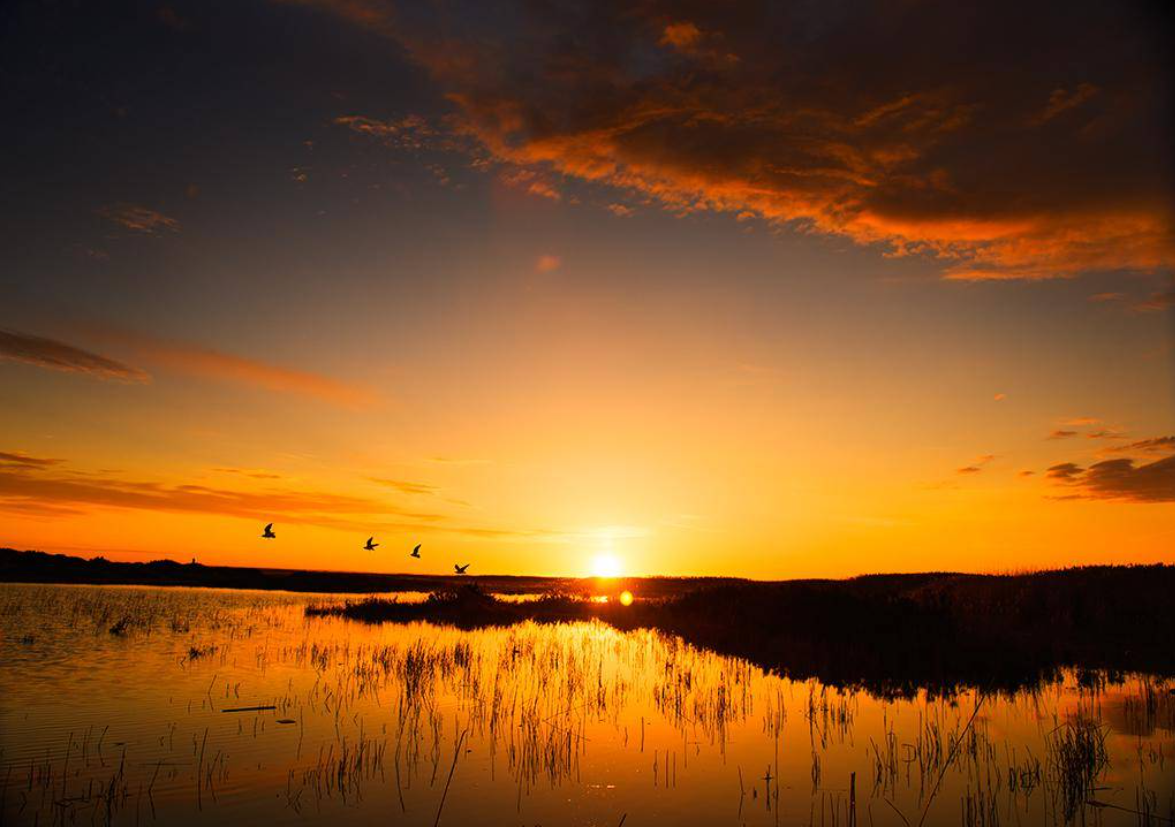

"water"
[0,583,1171,825]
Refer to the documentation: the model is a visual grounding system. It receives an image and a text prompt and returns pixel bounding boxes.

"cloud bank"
[292,0,1173,281]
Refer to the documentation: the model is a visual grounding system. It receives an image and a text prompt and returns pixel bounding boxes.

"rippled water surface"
[1,583,1172,826]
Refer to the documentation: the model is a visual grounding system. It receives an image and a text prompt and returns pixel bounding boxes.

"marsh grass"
[1,582,1173,827]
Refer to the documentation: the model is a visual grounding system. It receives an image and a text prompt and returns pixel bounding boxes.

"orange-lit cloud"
[1135,291,1175,312]
[534,254,561,273]
[0,329,150,383]
[294,0,1175,281]
[659,21,702,52]
[0,455,547,537]
[93,330,377,409]
[97,203,178,234]
[1048,430,1078,440]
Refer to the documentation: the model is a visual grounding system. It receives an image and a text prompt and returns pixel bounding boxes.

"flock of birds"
[261,523,471,574]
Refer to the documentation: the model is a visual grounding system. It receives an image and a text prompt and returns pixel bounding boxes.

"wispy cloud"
[0,451,64,470]
[97,203,179,234]
[1030,83,1098,126]
[0,455,543,538]
[1048,429,1078,440]
[368,478,438,495]
[0,329,150,383]
[213,467,283,480]
[956,454,996,475]
[1104,436,1175,456]
[1135,291,1175,312]
[94,330,377,409]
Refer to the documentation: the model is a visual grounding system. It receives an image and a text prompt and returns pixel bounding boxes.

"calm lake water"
[1,583,1172,826]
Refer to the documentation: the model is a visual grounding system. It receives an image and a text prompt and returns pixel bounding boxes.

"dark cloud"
[1048,430,1078,440]
[1046,463,1083,481]
[0,451,64,470]
[956,454,995,474]
[0,329,150,383]
[1105,436,1175,455]
[1046,456,1175,502]
[293,0,1175,281]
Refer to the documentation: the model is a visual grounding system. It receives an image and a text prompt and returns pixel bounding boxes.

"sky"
[1,0,1173,579]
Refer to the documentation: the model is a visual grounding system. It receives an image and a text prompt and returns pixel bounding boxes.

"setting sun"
[591,554,623,579]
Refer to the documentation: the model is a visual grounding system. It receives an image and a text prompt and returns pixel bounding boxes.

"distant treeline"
[0,547,738,598]
[4,548,1172,694]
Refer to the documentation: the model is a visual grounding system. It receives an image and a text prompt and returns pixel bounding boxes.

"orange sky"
[1,0,1172,577]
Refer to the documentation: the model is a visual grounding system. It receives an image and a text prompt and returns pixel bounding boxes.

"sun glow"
[591,554,623,578]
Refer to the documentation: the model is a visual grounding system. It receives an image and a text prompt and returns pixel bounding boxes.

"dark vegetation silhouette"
[4,548,1173,694]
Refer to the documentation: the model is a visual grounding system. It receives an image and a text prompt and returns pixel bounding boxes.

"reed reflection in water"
[0,583,1172,826]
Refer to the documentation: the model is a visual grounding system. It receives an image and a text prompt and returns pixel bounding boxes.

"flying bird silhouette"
[454,563,469,574]
[364,537,378,551]
[261,523,276,539]
[410,544,421,558]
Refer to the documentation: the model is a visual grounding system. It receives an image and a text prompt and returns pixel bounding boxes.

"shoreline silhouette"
[4,547,1173,693]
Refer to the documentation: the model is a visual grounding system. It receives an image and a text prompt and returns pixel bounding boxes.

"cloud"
[0,329,151,383]
[1046,462,1083,481]
[1087,429,1127,440]
[535,254,562,273]
[1104,436,1175,455]
[1047,456,1175,503]
[92,330,376,409]
[1135,290,1175,311]
[660,21,702,52]
[427,456,491,465]
[97,203,179,234]
[0,451,64,470]
[956,453,996,475]
[1030,83,1099,126]
[607,203,635,217]
[1048,430,1078,440]
[368,477,438,495]
[213,467,283,480]
[0,458,547,537]
[334,114,441,150]
[1087,289,1175,312]
[290,0,1175,281]
[992,392,1006,401]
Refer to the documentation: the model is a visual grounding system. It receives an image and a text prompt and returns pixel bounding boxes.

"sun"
[591,553,623,579]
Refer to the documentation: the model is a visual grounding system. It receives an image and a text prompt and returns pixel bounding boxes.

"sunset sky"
[1,0,1172,578]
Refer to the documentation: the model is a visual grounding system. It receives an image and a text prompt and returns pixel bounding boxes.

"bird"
[364,537,378,551]
[454,563,469,574]
[410,544,421,558]
[261,523,276,539]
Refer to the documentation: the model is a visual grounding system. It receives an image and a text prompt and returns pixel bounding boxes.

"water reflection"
[0,583,1171,826]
